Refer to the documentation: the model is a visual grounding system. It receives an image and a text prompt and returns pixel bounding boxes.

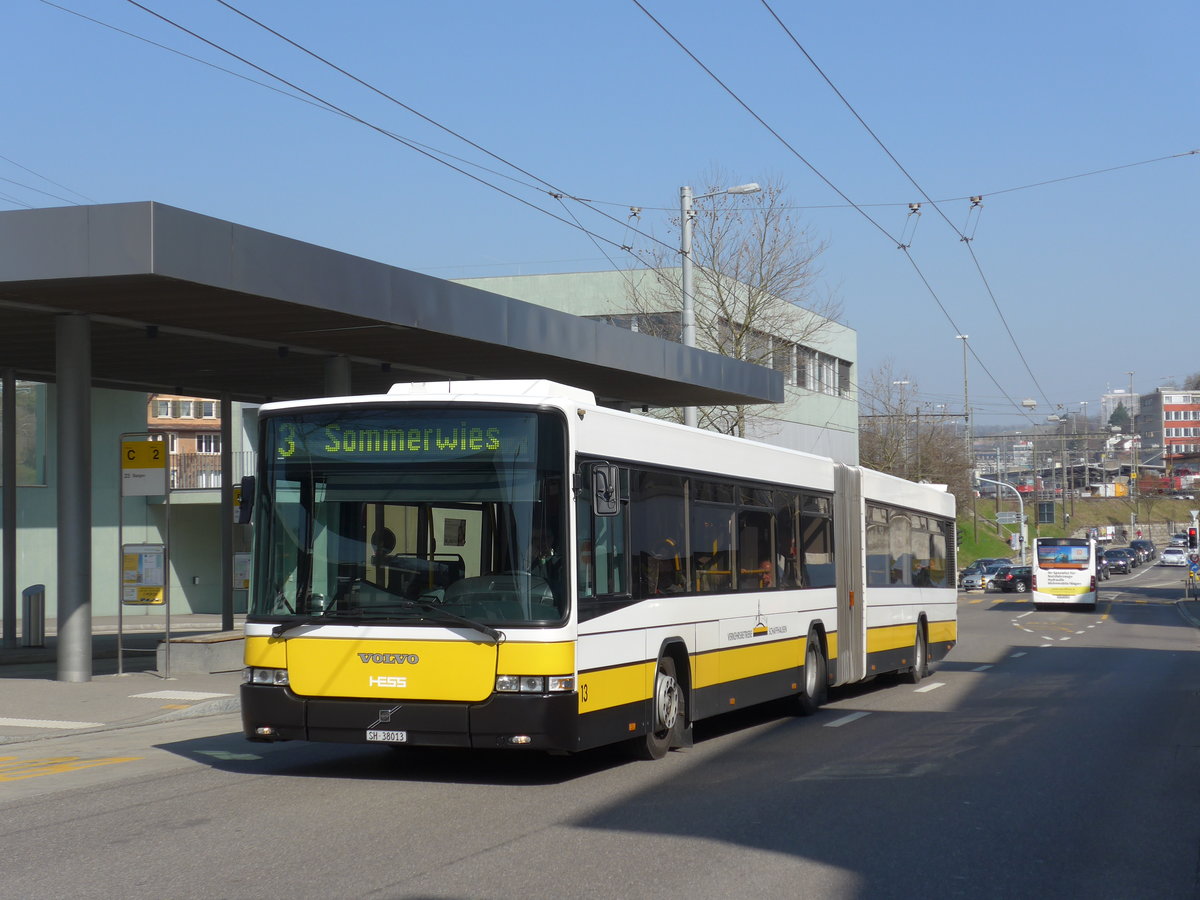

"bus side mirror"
[592,464,620,517]
[237,476,255,525]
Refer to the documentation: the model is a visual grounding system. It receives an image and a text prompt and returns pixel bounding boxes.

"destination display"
[268,409,539,464]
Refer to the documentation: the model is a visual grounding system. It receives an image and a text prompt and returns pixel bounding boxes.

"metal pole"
[1128,372,1138,515]
[956,334,970,465]
[2,369,15,649]
[220,393,234,632]
[978,476,1026,564]
[680,185,697,429]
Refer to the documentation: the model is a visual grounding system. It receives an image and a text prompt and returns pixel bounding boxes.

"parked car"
[1095,547,1110,581]
[1159,546,1190,567]
[1129,539,1157,561]
[957,558,1012,590]
[961,563,1008,592]
[1105,547,1134,574]
[996,565,1032,593]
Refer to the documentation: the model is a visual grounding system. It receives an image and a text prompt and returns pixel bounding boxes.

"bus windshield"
[250,407,567,626]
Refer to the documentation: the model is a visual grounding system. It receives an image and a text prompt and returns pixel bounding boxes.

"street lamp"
[681,182,761,428]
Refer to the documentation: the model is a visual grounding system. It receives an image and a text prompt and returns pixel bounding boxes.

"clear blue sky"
[5,1,1197,427]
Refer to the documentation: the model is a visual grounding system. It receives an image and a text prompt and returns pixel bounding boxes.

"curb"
[0,695,241,747]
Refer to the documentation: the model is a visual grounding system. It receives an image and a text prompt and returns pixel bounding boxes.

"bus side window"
[578,465,629,599]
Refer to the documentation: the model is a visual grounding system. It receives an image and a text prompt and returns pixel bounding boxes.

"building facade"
[455,270,859,464]
[1138,387,1200,473]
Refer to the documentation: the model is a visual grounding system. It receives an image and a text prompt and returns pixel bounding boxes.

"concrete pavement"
[0,615,243,745]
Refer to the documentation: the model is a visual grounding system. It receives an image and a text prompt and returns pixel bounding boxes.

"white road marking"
[1011,651,1027,658]
[825,711,871,728]
[914,682,945,693]
[0,717,104,729]
[973,665,994,671]
[129,690,231,701]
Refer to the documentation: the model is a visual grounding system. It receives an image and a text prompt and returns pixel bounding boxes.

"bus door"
[834,464,865,684]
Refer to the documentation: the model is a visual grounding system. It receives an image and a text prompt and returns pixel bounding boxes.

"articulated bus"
[240,380,957,759]
[1032,536,1098,610]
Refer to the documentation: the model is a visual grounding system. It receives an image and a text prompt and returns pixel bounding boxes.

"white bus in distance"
[1032,537,1098,610]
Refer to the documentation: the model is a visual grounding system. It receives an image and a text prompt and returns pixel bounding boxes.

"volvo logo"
[357,652,420,664]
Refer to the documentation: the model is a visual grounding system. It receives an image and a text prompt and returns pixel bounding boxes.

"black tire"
[1014,580,1028,593]
[630,655,684,760]
[794,633,827,716]
[901,625,927,685]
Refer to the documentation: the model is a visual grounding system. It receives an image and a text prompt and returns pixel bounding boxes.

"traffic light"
[1189,527,1198,550]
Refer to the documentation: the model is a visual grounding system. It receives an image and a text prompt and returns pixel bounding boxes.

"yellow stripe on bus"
[865,623,918,653]
[578,660,653,713]
[928,619,957,644]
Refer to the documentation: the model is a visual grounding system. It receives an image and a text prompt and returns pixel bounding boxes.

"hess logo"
[369,676,408,688]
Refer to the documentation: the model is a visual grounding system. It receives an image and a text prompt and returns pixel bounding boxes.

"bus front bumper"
[241,684,579,751]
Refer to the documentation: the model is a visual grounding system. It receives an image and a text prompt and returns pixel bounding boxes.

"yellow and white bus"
[1032,536,1098,610]
[240,380,957,759]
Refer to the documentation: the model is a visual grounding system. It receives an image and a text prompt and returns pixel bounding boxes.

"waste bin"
[21,584,45,648]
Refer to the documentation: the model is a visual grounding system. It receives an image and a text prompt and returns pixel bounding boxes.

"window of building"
[0,381,47,486]
[196,433,221,455]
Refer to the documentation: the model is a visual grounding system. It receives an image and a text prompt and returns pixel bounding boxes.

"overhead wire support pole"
[679,182,760,429]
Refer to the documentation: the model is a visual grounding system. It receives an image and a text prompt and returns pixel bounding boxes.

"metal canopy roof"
[0,202,782,408]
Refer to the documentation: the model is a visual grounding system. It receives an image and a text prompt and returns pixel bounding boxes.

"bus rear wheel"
[901,626,927,685]
[631,655,684,760]
[794,633,827,716]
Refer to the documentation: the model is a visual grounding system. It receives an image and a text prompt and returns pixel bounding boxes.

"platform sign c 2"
[122,543,165,605]
[121,440,167,496]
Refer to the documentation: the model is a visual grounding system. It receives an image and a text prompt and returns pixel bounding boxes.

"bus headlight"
[243,667,289,686]
[495,674,575,693]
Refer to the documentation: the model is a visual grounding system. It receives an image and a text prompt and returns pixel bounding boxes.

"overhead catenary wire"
[632,0,1039,425]
[760,0,1055,415]
[208,0,680,259]
[117,0,671,267]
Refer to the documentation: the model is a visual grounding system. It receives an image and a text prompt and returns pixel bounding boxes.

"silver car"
[1159,547,1190,567]
[961,563,1006,592]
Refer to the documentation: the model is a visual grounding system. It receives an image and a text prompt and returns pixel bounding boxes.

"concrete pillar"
[56,315,92,682]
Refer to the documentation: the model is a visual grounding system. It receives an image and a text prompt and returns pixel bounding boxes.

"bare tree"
[859,363,974,504]
[627,170,842,436]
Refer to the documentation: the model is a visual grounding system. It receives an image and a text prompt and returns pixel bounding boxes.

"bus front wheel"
[631,655,684,760]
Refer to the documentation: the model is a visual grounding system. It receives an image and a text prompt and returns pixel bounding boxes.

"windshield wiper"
[385,600,504,643]
[268,603,502,643]
[270,609,367,638]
